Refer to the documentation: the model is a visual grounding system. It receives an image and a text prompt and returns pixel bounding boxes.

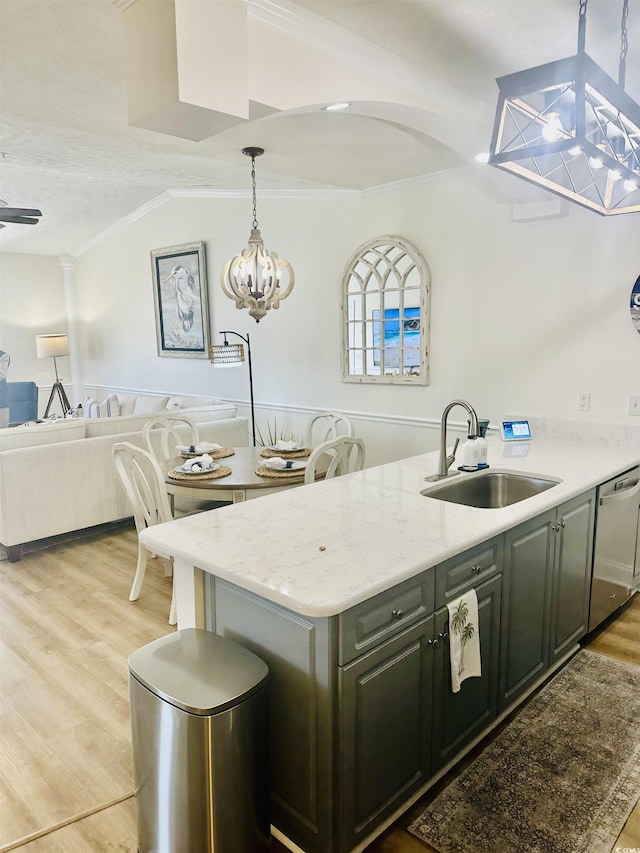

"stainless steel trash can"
[128,628,270,853]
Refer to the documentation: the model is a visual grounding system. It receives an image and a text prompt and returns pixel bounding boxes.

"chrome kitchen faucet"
[425,399,480,482]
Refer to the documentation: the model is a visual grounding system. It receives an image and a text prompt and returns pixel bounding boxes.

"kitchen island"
[140,426,640,853]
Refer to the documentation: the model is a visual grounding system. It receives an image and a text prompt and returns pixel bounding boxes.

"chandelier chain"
[577,0,588,55]
[251,156,259,229]
[619,0,629,88]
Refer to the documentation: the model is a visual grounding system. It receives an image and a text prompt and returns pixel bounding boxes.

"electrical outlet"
[577,392,590,412]
[629,395,640,416]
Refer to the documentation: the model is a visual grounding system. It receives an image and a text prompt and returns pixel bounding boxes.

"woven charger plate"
[180,447,235,459]
[168,465,232,481]
[255,465,306,479]
[260,447,311,459]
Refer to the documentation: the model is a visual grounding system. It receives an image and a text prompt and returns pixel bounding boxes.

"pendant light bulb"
[542,112,564,142]
[589,145,605,170]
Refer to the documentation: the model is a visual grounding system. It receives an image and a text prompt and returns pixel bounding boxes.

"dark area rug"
[409,650,640,853]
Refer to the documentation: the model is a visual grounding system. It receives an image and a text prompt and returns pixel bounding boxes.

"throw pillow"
[82,394,120,418]
[133,394,170,415]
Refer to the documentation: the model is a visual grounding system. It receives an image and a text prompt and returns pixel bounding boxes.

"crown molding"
[171,187,360,201]
[363,166,471,199]
[71,172,467,257]
[72,191,173,257]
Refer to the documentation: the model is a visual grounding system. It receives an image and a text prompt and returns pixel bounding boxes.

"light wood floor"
[0,524,638,852]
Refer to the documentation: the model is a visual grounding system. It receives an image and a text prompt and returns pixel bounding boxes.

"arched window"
[341,236,430,385]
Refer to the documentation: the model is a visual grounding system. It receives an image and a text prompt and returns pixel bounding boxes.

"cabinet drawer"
[435,538,503,608]
[338,572,435,665]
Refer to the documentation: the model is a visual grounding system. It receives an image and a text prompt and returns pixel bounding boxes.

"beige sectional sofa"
[0,393,249,561]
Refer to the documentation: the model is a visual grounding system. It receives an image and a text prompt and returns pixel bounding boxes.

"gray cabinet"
[339,541,502,845]
[432,573,502,771]
[338,615,435,851]
[211,580,337,853]
[549,490,596,664]
[499,490,596,709]
[204,492,596,853]
[500,510,555,710]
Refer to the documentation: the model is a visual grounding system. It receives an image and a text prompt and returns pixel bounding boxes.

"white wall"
[0,252,68,415]
[361,173,640,428]
[3,170,639,463]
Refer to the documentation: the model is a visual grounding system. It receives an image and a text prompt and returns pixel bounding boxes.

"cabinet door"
[339,616,435,851]
[431,574,501,772]
[212,581,337,853]
[549,490,596,664]
[499,510,555,710]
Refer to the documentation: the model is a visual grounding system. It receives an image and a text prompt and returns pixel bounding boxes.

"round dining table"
[163,445,325,505]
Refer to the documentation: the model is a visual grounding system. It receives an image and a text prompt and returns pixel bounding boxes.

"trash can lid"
[128,629,269,715]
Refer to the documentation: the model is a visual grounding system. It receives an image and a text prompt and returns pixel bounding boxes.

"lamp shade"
[209,342,245,368]
[36,334,69,358]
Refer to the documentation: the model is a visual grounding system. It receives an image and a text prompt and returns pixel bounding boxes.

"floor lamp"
[36,334,71,418]
[209,331,255,446]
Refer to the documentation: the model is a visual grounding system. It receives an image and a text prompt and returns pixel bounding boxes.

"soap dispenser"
[458,433,479,471]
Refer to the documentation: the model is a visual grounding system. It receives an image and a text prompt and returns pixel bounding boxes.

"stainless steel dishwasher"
[589,465,640,631]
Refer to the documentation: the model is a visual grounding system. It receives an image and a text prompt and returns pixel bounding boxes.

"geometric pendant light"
[220,147,295,321]
[488,0,640,215]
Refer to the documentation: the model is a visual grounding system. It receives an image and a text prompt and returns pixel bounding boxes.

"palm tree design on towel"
[450,599,475,678]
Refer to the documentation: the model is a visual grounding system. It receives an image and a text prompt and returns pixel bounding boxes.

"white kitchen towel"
[447,589,481,693]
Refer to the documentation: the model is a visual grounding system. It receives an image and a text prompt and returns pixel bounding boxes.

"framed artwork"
[631,274,640,335]
[151,241,211,358]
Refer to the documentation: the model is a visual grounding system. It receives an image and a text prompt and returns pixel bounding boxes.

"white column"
[58,255,82,407]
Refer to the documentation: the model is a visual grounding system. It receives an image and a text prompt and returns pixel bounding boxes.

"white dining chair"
[305,411,354,448]
[112,441,176,625]
[142,413,199,463]
[304,435,365,485]
[142,413,226,515]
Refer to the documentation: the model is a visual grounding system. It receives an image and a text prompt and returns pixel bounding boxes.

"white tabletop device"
[500,419,533,441]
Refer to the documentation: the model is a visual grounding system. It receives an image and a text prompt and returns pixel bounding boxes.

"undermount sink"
[421,469,561,509]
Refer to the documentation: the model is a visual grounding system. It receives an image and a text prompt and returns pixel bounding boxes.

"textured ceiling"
[0,0,637,256]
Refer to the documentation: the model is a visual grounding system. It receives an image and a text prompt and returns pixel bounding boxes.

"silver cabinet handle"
[551,524,559,532]
[428,637,439,648]
[438,631,449,641]
[560,519,566,528]
[471,565,482,573]
[391,608,403,619]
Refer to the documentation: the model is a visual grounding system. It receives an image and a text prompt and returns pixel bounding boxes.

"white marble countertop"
[140,431,640,618]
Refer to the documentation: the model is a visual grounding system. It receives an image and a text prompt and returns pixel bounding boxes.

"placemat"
[260,447,312,459]
[180,447,235,459]
[255,465,306,479]
[168,465,232,481]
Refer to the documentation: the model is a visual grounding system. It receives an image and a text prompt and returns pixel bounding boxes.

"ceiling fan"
[0,199,42,229]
